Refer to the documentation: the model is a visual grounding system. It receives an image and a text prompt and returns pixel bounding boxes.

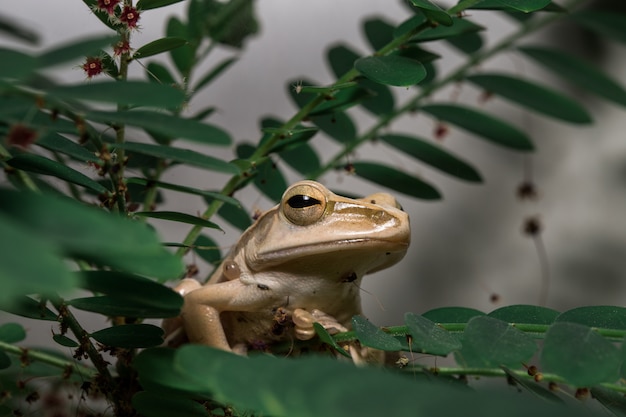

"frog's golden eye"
[281,183,327,226]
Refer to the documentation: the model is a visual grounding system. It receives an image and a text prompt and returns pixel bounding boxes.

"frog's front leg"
[180,278,282,351]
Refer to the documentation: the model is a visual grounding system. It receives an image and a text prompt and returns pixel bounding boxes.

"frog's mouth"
[249,237,410,271]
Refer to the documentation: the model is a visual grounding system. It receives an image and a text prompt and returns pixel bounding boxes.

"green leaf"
[0,213,77,306]
[166,17,194,76]
[279,143,321,177]
[455,316,537,368]
[541,322,620,386]
[446,32,484,54]
[137,0,185,10]
[126,177,240,207]
[193,57,238,92]
[6,153,109,194]
[591,387,626,417]
[0,15,39,44]
[466,73,592,124]
[410,18,483,42]
[113,142,238,174]
[132,392,208,417]
[134,211,223,231]
[0,323,26,343]
[38,35,118,67]
[380,134,482,182]
[456,0,552,12]
[404,312,461,356]
[0,49,38,80]
[53,334,79,348]
[488,305,559,325]
[422,307,485,323]
[70,296,180,318]
[49,80,186,108]
[217,201,252,232]
[364,18,394,51]
[146,62,177,85]
[570,11,626,45]
[87,110,231,146]
[355,56,426,87]
[80,271,183,312]
[0,296,57,321]
[421,103,534,151]
[326,45,395,116]
[519,46,626,107]
[556,306,626,330]
[351,161,441,200]
[0,189,184,281]
[134,37,188,59]
[135,348,203,394]
[36,132,100,162]
[406,0,453,25]
[254,159,288,202]
[311,112,356,143]
[0,352,10,369]
[352,315,404,351]
[313,323,350,357]
[90,324,164,348]
[193,234,221,266]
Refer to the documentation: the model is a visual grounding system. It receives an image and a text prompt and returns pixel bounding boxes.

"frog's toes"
[292,308,348,341]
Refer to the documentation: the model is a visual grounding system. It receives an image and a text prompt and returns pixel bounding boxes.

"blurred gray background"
[1,0,626,345]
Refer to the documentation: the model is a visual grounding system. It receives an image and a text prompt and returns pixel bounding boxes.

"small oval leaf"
[423,307,485,323]
[49,81,186,108]
[0,323,26,343]
[421,103,534,151]
[87,110,231,146]
[90,324,164,348]
[115,142,238,174]
[351,161,441,200]
[541,322,620,387]
[134,211,222,230]
[134,37,188,59]
[53,334,79,348]
[455,316,537,368]
[489,305,559,325]
[70,296,180,318]
[519,45,626,107]
[556,306,626,330]
[380,134,482,182]
[7,154,109,194]
[352,315,403,351]
[355,55,426,87]
[404,312,461,356]
[467,73,592,124]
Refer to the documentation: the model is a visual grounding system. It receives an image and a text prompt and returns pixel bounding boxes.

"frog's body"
[163,180,410,359]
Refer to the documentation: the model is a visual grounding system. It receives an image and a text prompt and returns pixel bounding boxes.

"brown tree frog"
[163,180,410,361]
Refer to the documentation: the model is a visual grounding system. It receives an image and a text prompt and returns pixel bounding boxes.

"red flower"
[82,56,103,78]
[119,6,140,29]
[113,40,131,56]
[96,0,120,15]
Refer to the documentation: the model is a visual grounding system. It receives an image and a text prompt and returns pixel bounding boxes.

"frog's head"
[242,180,410,278]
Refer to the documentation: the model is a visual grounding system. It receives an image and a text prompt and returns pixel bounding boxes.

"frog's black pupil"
[288,195,321,209]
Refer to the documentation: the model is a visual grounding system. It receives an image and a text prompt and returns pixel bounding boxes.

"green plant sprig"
[310,0,585,178]
[175,20,433,258]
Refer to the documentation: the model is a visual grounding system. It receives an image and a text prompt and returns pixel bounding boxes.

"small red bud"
[119,6,140,29]
[6,124,38,149]
[82,57,103,78]
[96,0,120,15]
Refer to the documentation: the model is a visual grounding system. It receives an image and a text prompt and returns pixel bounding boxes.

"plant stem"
[0,341,97,379]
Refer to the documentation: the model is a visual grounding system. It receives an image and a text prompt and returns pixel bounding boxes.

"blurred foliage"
[1,0,626,416]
